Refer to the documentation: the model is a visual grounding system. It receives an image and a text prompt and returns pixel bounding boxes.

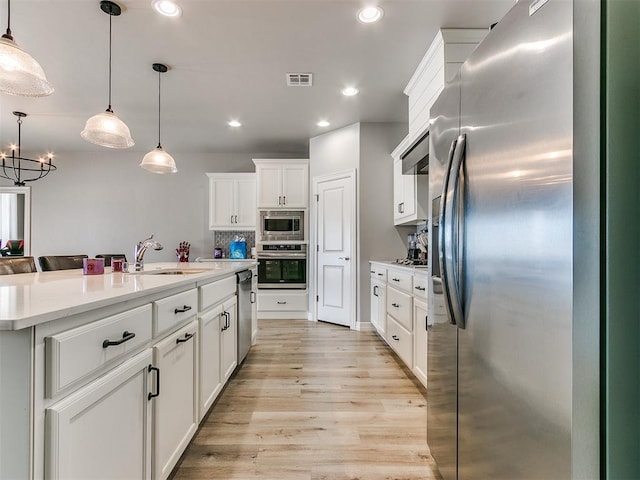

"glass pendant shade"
[140,146,177,174]
[0,36,54,97]
[81,110,135,148]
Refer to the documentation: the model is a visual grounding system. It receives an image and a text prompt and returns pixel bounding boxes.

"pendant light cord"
[3,0,12,39]
[157,70,162,149]
[107,10,113,112]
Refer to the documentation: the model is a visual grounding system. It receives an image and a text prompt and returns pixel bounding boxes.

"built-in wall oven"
[257,244,306,289]
[259,210,304,242]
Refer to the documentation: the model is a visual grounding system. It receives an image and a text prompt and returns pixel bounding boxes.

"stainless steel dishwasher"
[236,269,252,364]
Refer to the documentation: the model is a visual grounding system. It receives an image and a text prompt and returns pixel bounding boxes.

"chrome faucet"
[134,234,163,271]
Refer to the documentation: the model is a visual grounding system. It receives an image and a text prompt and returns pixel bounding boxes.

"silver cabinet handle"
[338,257,350,261]
[250,291,256,304]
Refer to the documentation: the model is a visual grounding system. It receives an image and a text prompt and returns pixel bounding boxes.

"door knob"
[338,257,350,261]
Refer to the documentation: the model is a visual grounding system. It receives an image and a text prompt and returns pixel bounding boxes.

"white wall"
[2,150,301,261]
[308,122,409,327]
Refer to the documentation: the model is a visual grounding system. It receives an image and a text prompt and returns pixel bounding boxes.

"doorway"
[312,170,356,328]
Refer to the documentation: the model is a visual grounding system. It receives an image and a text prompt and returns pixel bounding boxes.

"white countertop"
[370,260,429,274]
[0,261,256,331]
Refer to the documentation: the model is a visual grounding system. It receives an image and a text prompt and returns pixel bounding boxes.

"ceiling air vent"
[286,73,313,87]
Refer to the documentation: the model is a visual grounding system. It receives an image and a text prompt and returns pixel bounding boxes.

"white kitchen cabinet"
[253,159,309,208]
[220,296,238,383]
[370,277,386,339]
[207,173,256,230]
[45,349,153,480]
[257,290,309,319]
[152,320,199,480]
[198,304,222,421]
[386,315,413,368]
[392,150,429,226]
[413,298,428,388]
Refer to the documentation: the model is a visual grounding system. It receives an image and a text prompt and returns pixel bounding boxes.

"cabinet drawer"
[258,292,307,311]
[387,269,412,293]
[386,286,412,332]
[413,273,428,300]
[369,264,387,281]
[200,275,236,312]
[154,289,198,335]
[46,304,152,397]
[387,315,413,369]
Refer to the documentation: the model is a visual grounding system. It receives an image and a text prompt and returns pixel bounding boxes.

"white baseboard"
[258,312,308,320]
[356,321,375,332]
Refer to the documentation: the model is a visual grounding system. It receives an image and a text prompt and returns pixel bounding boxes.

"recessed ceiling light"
[228,120,242,128]
[317,120,330,128]
[342,86,360,97]
[357,6,384,24]
[151,0,182,17]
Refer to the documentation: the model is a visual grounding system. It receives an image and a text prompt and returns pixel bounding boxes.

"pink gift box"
[83,258,105,275]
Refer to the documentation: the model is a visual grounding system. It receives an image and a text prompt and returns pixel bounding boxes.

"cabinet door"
[413,298,428,388]
[235,177,257,228]
[198,306,223,421]
[372,280,387,339]
[256,165,283,208]
[221,300,237,382]
[209,177,235,229]
[393,158,405,223]
[281,164,308,208]
[251,271,258,345]
[152,321,198,480]
[46,349,153,480]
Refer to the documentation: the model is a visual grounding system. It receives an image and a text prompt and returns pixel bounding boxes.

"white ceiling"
[0,0,515,156]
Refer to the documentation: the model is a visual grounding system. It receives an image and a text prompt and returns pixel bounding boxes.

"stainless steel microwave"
[259,210,304,241]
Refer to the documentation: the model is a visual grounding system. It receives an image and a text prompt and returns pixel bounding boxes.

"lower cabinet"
[221,296,238,383]
[45,349,153,480]
[198,305,223,421]
[413,298,428,388]
[152,320,199,480]
[387,315,414,368]
[370,278,386,339]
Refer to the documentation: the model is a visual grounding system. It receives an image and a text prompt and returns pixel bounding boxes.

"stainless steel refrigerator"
[427,1,573,479]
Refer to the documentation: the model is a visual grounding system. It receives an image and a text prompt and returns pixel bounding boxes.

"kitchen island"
[0,261,256,480]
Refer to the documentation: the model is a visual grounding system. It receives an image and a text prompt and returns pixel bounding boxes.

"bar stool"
[38,255,88,272]
[0,256,37,275]
[95,254,127,267]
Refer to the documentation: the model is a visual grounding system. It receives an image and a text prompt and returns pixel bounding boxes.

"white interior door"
[315,171,355,327]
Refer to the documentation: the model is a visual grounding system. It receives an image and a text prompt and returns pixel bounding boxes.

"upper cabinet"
[404,28,488,146]
[392,28,487,226]
[207,173,256,230]
[253,159,309,209]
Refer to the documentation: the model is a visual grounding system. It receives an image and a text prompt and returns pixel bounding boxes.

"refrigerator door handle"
[440,134,467,329]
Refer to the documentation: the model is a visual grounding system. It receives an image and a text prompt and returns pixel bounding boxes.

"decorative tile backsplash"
[212,230,255,258]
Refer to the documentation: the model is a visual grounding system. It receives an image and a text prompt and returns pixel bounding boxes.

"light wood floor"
[171,319,441,480]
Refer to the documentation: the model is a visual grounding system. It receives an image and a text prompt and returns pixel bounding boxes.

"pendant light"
[81,1,134,149]
[140,63,177,174]
[0,0,54,97]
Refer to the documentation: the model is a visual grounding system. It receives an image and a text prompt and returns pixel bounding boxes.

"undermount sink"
[135,269,208,275]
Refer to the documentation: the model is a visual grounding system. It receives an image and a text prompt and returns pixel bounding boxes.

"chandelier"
[0,111,56,186]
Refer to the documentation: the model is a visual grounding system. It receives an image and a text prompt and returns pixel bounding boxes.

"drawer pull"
[392,278,400,282]
[370,270,375,273]
[102,331,136,348]
[174,305,192,314]
[277,301,287,305]
[176,332,195,344]
[391,303,400,308]
[392,335,400,341]
[377,273,383,276]
[221,311,230,331]
[148,365,160,400]
[415,286,426,291]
